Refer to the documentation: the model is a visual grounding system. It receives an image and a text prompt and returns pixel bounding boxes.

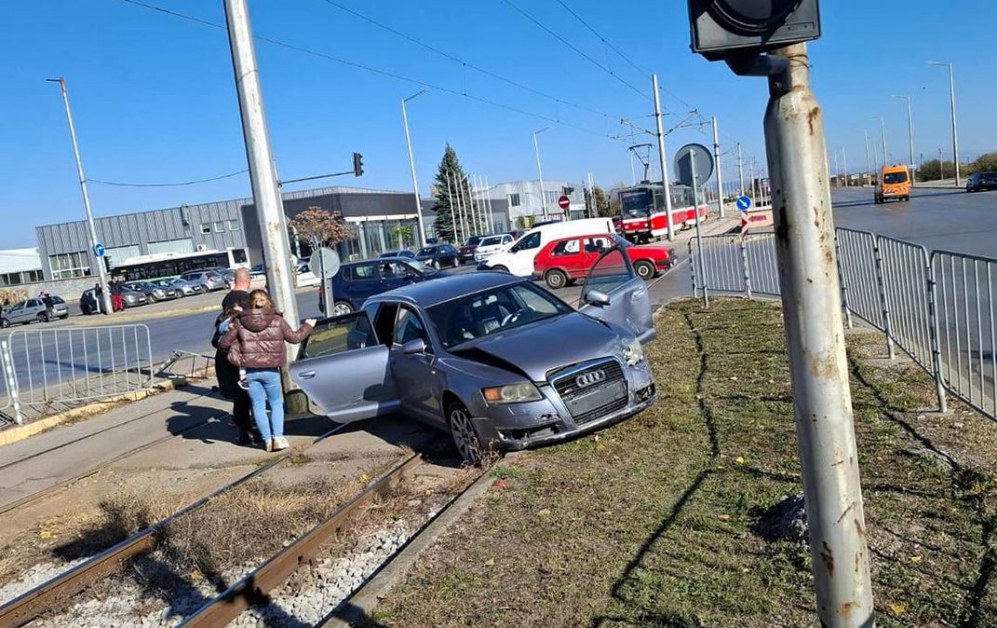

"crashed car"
[289,247,657,463]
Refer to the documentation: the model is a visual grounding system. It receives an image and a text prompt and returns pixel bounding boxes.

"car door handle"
[298,370,317,380]
[631,289,646,301]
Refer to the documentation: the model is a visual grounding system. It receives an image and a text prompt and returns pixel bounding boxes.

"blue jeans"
[245,369,284,442]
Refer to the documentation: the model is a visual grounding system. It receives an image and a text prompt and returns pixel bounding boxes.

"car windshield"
[417,247,437,256]
[464,236,483,247]
[405,259,436,274]
[480,236,503,246]
[428,282,572,350]
[884,172,908,184]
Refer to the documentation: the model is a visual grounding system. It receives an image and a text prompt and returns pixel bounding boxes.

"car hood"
[450,312,624,382]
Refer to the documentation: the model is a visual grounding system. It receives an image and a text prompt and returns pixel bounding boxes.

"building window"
[200,223,211,234]
[545,191,559,204]
[214,221,225,233]
[508,193,521,207]
[228,220,240,231]
[49,251,91,279]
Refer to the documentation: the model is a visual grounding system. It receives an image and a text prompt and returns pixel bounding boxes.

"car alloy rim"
[449,407,480,462]
[333,303,352,316]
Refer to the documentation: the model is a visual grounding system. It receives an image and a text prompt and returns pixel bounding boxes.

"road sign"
[93,243,106,258]
[736,196,752,211]
[557,195,571,210]
[674,143,714,187]
[316,248,341,278]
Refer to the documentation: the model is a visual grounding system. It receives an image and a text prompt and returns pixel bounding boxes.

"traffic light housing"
[352,152,364,177]
[687,0,821,61]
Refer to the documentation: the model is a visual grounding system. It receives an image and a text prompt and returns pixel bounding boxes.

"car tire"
[148,295,159,304]
[491,265,509,273]
[452,258,460,268]
[446,399,485,465]
[634,260,656,280]
[432,260,440,270]
[0,318,8,329]
[332,301,354,316]
[37,313,49,323]
[544,269,568,290]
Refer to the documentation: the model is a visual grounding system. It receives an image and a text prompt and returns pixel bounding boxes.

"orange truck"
[874,164,911,204]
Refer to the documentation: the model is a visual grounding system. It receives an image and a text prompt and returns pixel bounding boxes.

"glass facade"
[49,251,92,279]
[333,217,420,261]
[0,269,43,287]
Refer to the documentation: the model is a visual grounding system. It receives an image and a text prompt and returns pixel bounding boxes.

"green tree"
[392,224,414,249]
[433,144,476,243]
[916,159,956,182]
[592,186,613,218]
[970,152,997,173]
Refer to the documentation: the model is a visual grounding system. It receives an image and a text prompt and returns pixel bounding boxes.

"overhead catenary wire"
[499,0,649,101]
[316,0,616,121]
[87,169,248,187]
[552,0,648,77]
[115,0,629,143]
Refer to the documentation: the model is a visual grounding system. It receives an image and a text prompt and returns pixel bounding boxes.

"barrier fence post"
[1,341,23,426]
[872,237,897,360]
[688,240,699,299]
[834,231,854,329]
[739,237,753,299]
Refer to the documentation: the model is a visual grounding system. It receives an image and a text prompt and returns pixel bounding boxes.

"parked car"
[118,286,149,308]
[458,236,484,264]
[289,248,656,464]
[0,296,69,327]
[250,263,266,277]
[123,281,179,303]
[535,233,675,288]
[155,277,203,297]
[415,244,460,269]
[80,289,115,315]
[179,270,228,292]
[297,262,320,288]
[967,171,997,192]
[324,258,447,315]
[480,218,615,277]
[379,250,416,259]
[473,234,516,264]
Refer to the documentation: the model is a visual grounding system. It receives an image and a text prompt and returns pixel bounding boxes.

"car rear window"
[884,172,908,184]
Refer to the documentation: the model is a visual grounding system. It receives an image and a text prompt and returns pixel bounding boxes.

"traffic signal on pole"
[687,0,821,61]
[352,152,364,177]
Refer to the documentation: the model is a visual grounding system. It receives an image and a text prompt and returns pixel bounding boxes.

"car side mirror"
[585,290,611,307]
[401,338,427,355]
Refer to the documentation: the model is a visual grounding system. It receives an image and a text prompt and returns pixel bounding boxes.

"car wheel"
[446,399,484,465]
[0,318,8,329]
[452,258,460,268]
[37,313,49,323]
[634,260,656,280]
[332,301,354,316]
[491,265,508,273]
[544,269,568,290]
[432,260,440,270]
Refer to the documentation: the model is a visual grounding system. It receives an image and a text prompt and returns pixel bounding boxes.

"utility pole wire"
[500,0,649,101]
[87,169,248,187]
[553,0,647,76]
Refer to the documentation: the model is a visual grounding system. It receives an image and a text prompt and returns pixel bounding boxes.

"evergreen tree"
[433,144,476,243]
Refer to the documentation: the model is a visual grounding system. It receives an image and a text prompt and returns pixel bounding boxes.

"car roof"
[369,271,522,308]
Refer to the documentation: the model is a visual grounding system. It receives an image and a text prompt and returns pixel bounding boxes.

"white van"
[481,218,615,277]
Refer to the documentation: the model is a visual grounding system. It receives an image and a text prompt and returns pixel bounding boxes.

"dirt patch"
[372,298,997,627]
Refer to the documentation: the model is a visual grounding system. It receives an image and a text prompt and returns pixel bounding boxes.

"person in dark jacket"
[214,268,257,446]
[219,289,315,452]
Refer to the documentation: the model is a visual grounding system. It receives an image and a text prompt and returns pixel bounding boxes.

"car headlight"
[482,383,543,404]
[622,338,644,366]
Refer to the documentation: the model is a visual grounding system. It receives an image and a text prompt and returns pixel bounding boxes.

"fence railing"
[0,324,154,424]
[691,230,997,422]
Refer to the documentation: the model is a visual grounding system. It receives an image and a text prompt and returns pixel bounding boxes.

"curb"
[61,305,220,328]
[0,366,214,448]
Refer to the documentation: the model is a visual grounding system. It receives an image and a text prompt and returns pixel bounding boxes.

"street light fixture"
[46,77,113,316]
[533,127,549,219]
[401,89,428,247]
[927,61,960,186]
[892,95,915,182]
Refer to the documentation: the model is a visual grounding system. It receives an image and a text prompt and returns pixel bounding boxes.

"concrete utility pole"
[401,90,428,246]
[864,130,872,179]
[533,128,549,219]
[445,172,458,242]
[764,43,874,624]
[872,116,887,167]
[841,148,848,187]
[651,74,676,240]
[928,62,960,186]
[224,0,299,347]
[736,142,745,196]
[893,95,915,177]
[749,157,758,199]
[485,175,496,231]
[454,174,467,242]
[939,148,945,180]
[711,116,726,217]
[48,77,114,316]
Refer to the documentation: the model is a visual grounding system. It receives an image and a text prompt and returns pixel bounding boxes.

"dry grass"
[372,298,997,627]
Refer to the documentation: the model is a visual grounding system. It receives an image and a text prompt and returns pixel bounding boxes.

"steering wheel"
[501,309,524,327]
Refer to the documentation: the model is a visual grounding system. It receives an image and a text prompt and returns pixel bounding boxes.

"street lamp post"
[401,90,428,246]
[928,61,960,186]
[870,116,887,168]
[47,77,114,316]
[893,94,915,181]
[533,127,549,219]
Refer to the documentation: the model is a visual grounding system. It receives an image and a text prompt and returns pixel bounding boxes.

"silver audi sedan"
[290,247,657,463]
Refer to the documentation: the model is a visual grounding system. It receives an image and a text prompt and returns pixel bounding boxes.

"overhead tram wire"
[552,0,648,77]
[315,0,615,121]
[499,0,649,102]
[87,169,248,187]
[115,0,628,143]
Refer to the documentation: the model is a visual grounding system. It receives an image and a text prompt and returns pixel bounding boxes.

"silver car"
[179,270,227,292]
[289,247,656,463]
[1,296,69,327]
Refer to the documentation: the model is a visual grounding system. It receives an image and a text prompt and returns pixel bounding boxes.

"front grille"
[551,359,628,426]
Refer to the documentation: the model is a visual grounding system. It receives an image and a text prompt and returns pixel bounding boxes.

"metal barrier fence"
[4,324,154,414]
[0,341,17,423]
[691,229,997,422]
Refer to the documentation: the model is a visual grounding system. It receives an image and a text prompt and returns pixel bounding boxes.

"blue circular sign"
[736,196,753,212]
[94,243,106,257]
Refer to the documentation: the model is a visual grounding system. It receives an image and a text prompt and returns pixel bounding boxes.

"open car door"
[579,246,656,344]
[288,312,399,422]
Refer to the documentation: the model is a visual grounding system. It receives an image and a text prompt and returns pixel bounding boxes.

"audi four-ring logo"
[575,370,606,388]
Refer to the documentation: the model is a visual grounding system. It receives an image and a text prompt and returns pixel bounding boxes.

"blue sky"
[1,0,994,249]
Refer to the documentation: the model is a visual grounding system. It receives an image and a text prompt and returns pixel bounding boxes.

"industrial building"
[476,179,588,223]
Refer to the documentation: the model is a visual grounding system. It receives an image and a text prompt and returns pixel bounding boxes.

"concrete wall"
[0,276,101,306]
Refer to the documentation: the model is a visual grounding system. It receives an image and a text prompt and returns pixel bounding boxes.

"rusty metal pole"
[764,43,874,626]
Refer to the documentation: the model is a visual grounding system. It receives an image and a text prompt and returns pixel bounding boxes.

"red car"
[534,233,675,289]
